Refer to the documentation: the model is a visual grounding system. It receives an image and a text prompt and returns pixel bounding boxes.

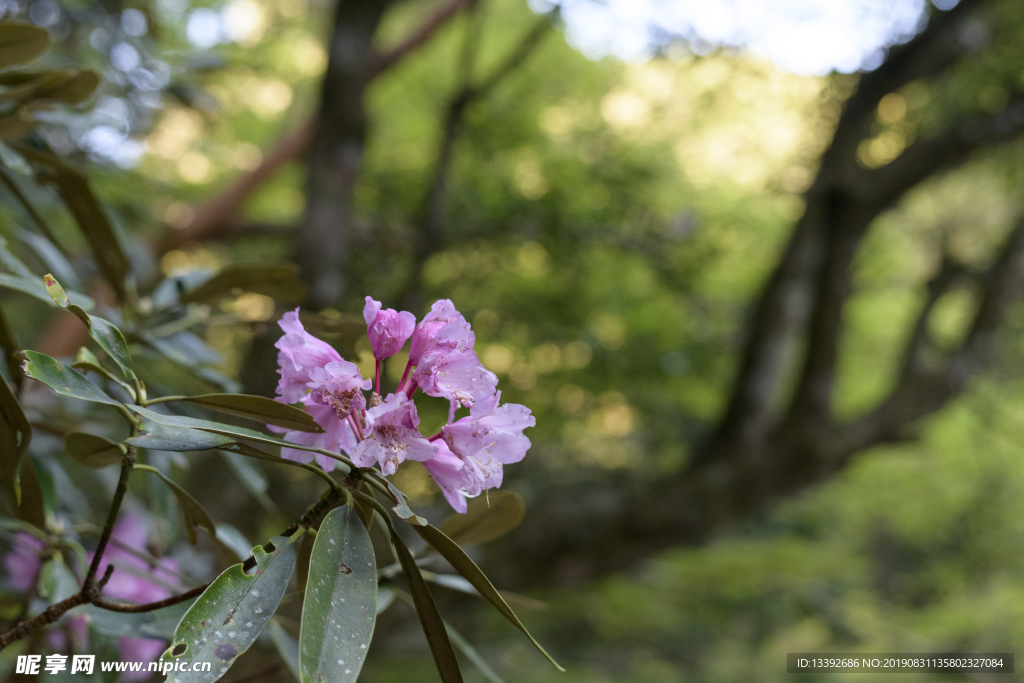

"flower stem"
[398,360,413,392]
[375,360,381,395]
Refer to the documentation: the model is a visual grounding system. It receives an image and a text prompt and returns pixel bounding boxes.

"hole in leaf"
[171,643,187,657]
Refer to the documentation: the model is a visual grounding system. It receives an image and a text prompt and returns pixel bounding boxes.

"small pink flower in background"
[270,397,358,472]
[121,637,170,681]
[423,441,468,513]
[353,392,438,475]
[441,391,534,497]
[92,514,181,680]
[93,515,181,606]
[414,346,497,408]
[307,360,370,418]
[4,532,44,591]
[409,299,475,364]
[275,309,345,402]
[364,297,416,360]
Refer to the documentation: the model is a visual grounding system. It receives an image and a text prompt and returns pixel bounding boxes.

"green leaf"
[386,480,428,526]
[0,367,30,468]
[298,506,377,683]
[0,272,94,310]
[0,375,41,524]
[269,621,301,682]
[72,346,136,400]
[32,68,99,103]
[21,350,121,407]
[393,532,463,683]
[0,303,23,386]
[126,421,235,452]
[85,317,134,380]
[180,394,323,433]
[136,465,216,544]
[0,22,50,69]
[16,147,129,303]
[438,491,525,545]
[220,451,274,511]
[84,600,195,640]
[161,538,297,682]
[445,620,505,683]
[413,524,563,671]
[44,274,134,380]
[127,405,345,466]
[42,272,69,306]
[179,263,306,305]
[376,587,395,615]
[65,432,125,468]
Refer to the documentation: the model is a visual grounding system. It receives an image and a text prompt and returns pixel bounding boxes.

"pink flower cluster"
[273,297,535,512]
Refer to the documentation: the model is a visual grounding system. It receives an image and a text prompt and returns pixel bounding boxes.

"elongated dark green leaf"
[0,370,41,523]
[269,620,301,682]
[393,532,463,683]
[127,405,343,464]
[179,263,305,304]
[136,465,215,544]
[0,370,29,466]
[0,22,50,69]
[65,432,125,468]
[413,524,563,671]
[299,506,377,683]
[438,492,525,545]
[0,303,22,386]
[16,147,128,302]
[31,68,99,103]
[85,316,133,380]
[126,421,235,452]
[181,394,322,433]
[161,538,296,682]
[21,350,121,407]
[14,456,45,527]
[44,274,133,380]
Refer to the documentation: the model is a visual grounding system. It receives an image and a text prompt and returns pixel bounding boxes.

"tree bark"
[298,0,396,308]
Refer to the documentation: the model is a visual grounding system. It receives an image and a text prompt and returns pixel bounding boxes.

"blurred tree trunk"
[298,0,395,308]
[493,0,1024,588]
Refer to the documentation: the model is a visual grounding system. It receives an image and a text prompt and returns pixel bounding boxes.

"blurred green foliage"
[4,0,1024,679]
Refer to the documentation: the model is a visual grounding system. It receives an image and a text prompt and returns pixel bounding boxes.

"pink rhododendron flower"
[364,297,416,360]
[409,299,475,364]
[275,309,345,402]
[269,397,358,472]
[440,391,534,498]
[353,392,438,475]
[269,296,534,514]
[413,347,497,408]
[4,532,44,591]
[307,360,370,418]
[423,441,468,513]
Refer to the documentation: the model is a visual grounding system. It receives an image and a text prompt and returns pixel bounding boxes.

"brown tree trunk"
[298,0,395,308]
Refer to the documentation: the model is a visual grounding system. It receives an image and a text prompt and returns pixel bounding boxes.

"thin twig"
[84,448,136,591]
[91,583,209,614]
